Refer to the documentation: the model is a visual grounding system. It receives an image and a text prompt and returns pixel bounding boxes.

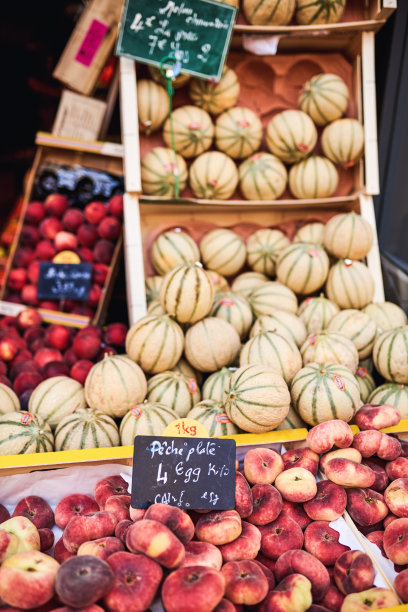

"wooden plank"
[119,57,142,193]
[123,193,146,325]
[362,31,380,195]
[359,193,385,302]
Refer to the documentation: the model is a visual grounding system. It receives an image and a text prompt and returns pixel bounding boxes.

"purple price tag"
[75,19,109,67]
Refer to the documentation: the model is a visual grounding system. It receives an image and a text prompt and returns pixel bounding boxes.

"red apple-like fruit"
[78,224,99,248]
[7,269,27,291]
[54,231,78,252]
[0,338,19,362]
[62,208,84,232]
[39,217,63,240]
[87,284,102,308]
[108,195,123,218]
[17,308,42,330]
[13,371,43,395]
[14,246,34,267]
[45,325,71,351]
[44,193,69,217]
[85,201,107,225]
[93,263,109,286]
[35,239,56,261]
[78,246,94,262]
[104,323,127,346]
[41,360,70,378]
[93,239,114,264]
[20,225,41,247]
[70,360,93,385]
[97,216,121,240]
[25,201,45,224]
[27,261,41,284]
[34,347,63,369]
[73,333,101,360]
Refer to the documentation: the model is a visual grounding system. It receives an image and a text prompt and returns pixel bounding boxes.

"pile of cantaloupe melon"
[139,55,362,201]
[238,0,346,26]
[2,210,407,455]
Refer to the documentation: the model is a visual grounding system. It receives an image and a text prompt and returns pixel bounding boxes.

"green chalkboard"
[116,0,237,81]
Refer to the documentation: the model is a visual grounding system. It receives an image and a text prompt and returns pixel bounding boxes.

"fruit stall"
[2,0,408,610]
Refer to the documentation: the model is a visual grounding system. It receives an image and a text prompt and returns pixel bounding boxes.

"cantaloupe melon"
[171,357,203,384]
[210,292,253,339]
[189,151,239,200]
[298,295,340,334]
[266,110,318,164]
[163,105,214,158]
[0,383,19,415]
[328,309,378,360]
[295,0,346,24]
[189,66,239,116]
[29,376,86,429]
[363,302,408,334]
[355,366,376,403]
[202,367,234,402]
[137,79,169,135]
[249,281,298,316]
[206,270,230,294]
[240,330,302,384]
[147,299,166,315]
[239,153,288,201]
[0,412,54,454]
[159,262,213,323]
[200,229,246,277]
[54,409,119,451]
[368,383,408,418]
[151,230,200,275]
[247,228,290,277]
[149,65,190,89]
[322,119,365,167]
[299,73,349,126]
[289,156,338,199]
[215,107,263,160]
[85,355,147,417]
[294,222,325,245]
[141,147,188,197]
[185,318,241,372]
[145,276,162,303]
[326,259,375,309]
[223,364,290,433]
[126,314,184,374]
[373,326,408,384]
[120,402,178,445]
[250,310,307,348]
[231,271,269,298]
[300,331,359,373]
[243,0,295,25]
[275,405,307,430]
[276,242,330,294]
[291,362,361,425]
[187,400,240,436]
[146,370,201,418]
[323,212,373,260]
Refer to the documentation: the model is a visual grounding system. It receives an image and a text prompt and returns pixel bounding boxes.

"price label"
[37,263,92,301]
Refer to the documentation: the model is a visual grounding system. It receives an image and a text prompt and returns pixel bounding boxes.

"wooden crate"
[0,134,124,328]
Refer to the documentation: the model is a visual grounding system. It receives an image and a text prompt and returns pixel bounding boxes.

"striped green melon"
[373,326,408,384]
[363,302,408,334]
[145,276,162,303]
[239,153,288,201]
[323,212,373,260]
[0,412,54,455]
[146,370,201,418]
[141,147,188,197]
[200,229,246,276]
[189,66,239,116]
[54,408,119,451]
[243,0,295,25]
[231,272,269,298]
[291,362,361,425]
[328,309,378,360]
[240,330,302,384]
[0,383,20,415]
[368,383,408,418]
[276,242,330,294]
[298,295,340,334]
[137,79,169,135]
[149,65,190,89]
[215,107,262,160]
[275,405,307,430]
[223,364,290,433]
[85,355,147,417]
[326,259,375,309]
[202,367,234,402]
[159,262,213,323]
[295,0,346,24]
[355,366,376,403]
[147,299,166,315]
[249,281,298,316]
[321,119,365,167]
[163,105,214,159]
[289,156,338,199]
[210,292,253,339]
[29,376,86,429]
[250,309,307,348]
[300,331,359,373]
[171,357,203,384]
[247,228,290,277]
[189,151,239,200]
[206,270,230,294]
[294,222,325,245]
[299,74,349,126]
[151,230,200,275]
[187,400,240,436]
[120,402,178,445]
[266,110,318,164]
[126,314,184,374]
[185,317,241,372]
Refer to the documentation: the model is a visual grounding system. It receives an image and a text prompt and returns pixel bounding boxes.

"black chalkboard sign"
[116,0,236,80]
[37,263,92,300]
[131,435,236,510]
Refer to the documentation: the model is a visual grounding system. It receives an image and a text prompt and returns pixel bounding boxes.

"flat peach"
[181,541,222,570]
[303,480,347,522]
[162,565,225,612]
[355,404,400,431]
[383,518,408,564]
[129,507,145,521]
[195,510,242,546]
[307,421,353,454]
[334,550,375,595]
[260,515,303,560]
[386,457,408,480]
[235,472,253,518]
[346,488,389,527]
[144,503,194,544]
[366,531,386,557]
[340,587,399,612]
[63,511,117,553]
[319,583,345,612]
[126,519,185,569]
[246,484,282,526]
[218,521,261,562]
[384,478,408,517]
[383,514,398,528]
[362,459,389,492]
[274,549,330,601]
[222,560,269,606]
[260,574,312,612]
[304,521,349,566]
[274,467,317,503]
[104,495,131,522]
[55,494,100,529]
[77,536,124,560]
[353,430,401,461]
[395,568,408,603]
[282,448,319,475]
[280,500,312,529]
[320,448,362,473]
[252,559,275,590]
[325,458,375,488]
[244,448,284,485]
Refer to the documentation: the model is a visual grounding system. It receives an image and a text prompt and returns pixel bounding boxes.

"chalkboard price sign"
[116,0,237,80]
[37,263,92,301]
[131,435,236,510]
